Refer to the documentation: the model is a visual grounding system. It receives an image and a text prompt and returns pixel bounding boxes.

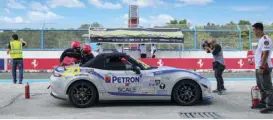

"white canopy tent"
[87,27,185,57]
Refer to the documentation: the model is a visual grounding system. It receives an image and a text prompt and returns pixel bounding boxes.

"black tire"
[172,80,201,106]
[68,81,97,108]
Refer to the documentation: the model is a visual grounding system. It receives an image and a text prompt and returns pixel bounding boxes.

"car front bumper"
[201,78,212,101]
[50,75,68,100]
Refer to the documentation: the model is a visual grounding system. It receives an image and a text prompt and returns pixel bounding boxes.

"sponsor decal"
[264,41,269,45]
[149,82,155,86]
[81,68,94,73]
[125,82,130,86]
[104,75,111,83]
[155,80,160,86]
[105,76,140,83]
[75,74,89,77]
[157,90,167,94]
[0,59,4,70]
[144,90,155,94]
[159,83,166,89]
[62,66,81,77]
[148,80,161,86]
[99,91,109,96]
[118,87,137,92]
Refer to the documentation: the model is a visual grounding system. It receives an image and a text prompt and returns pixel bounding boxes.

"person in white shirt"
[251,23,273,113]
[150,44,156,58]
[139,44,147,58]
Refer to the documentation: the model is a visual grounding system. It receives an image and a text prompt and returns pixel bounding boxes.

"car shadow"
[56,100,213,108]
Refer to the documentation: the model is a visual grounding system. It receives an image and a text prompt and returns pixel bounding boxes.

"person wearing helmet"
[80,45,94,65]
[60,40,82,64]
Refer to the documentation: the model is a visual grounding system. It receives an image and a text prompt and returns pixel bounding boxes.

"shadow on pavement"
[55,99,214,108]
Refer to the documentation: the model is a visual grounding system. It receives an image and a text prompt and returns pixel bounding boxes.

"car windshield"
[130,56,151,69]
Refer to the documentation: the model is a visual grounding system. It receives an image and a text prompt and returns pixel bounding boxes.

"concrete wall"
[0,50,249,59]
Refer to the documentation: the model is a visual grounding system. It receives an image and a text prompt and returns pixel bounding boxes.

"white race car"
[50,53,212,108]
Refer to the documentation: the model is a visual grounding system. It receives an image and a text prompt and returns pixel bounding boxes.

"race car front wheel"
[172,80,201,106]
[68,81,97,108]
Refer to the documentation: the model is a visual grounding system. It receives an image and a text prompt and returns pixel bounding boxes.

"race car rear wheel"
[68,81,97,108]
[172,80,201,106]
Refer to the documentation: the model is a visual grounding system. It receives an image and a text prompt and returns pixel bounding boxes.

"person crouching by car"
[203,39,226,95]
[80,45,94,65]
[60,40,82,65]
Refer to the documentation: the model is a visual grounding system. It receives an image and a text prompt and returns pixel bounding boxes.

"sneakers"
[212,88,227,95]
[260,107,273,114]
[251,103,266,109]
[212,89,219,93]
[218,89,227,95]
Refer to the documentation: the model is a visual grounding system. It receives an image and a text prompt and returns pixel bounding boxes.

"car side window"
[104,56,131,70]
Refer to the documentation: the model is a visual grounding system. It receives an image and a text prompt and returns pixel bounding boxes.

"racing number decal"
[62,67,80,76]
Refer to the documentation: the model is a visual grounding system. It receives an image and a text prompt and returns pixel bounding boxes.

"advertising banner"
[0,59,4,70]
[4,58,268,70]
[7,59,60,70]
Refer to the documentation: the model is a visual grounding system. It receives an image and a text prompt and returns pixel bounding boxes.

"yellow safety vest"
[9,40,23,59]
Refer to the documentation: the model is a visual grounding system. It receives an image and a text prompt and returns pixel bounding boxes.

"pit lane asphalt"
[0,81,272,119]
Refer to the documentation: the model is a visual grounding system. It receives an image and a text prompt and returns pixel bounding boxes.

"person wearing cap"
[205,39,226,95]
[251,22,273,113]
[80,45,94,65]
[60,40,82,64]
[7,34,27,84]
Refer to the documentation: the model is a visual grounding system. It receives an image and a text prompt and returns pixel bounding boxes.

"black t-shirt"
[212,44,221,55]
[8,41,26,49]
[80,53,94,65]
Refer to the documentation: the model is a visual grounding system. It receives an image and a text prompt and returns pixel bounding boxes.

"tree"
[169,20,178,24]
[78,24,90,29]
[179,19,187,24]
[90,22,102,28]
[238,20,251,25]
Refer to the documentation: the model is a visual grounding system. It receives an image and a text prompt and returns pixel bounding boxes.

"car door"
[99,56,141,95]
[124,57,163,95]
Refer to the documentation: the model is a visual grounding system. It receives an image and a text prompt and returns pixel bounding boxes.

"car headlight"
[53,71,62,77]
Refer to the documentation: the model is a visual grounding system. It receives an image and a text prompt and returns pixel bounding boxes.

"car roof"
[95,52,127,58]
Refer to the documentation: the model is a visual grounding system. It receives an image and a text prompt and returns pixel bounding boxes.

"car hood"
[155,66,205,78]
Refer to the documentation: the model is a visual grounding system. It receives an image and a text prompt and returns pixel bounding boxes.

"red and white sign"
[140,58,256,69]
[7,58,273,70]
[7,59,60,70]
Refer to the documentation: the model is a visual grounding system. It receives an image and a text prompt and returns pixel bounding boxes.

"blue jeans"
[11,59,24,83]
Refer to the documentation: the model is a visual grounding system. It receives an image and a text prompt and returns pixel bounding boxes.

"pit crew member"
[80,45,94,65]
[60,40,82,64]
[251,22,273,114]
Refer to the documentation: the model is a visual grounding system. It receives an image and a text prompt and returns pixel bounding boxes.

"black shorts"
[141,54,147,58]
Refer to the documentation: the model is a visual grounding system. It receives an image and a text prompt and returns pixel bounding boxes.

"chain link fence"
[1,23,273,50]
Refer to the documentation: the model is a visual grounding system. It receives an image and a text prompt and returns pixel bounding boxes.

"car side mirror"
[132,66,141,74]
